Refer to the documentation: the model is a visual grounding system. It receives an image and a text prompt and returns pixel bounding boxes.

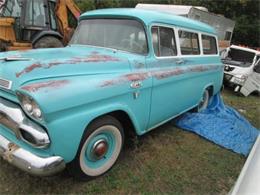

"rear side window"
[179,31,200,55]
[202,35,217,55]
[152,26,177,57]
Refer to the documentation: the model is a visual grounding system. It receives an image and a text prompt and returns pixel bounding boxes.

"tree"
[75,0,260,47]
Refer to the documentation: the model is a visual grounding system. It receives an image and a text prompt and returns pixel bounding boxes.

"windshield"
[222,48,256,67]
[0,0,21,17]
[70,19,148,55]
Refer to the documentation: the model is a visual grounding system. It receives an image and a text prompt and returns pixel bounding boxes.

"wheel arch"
[202,83,214,97]
[206,84,214,97]
[67,108,139,164]
[32,30,63,46]
[85,109,138,139]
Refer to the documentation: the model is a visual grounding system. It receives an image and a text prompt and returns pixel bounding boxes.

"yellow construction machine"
[0,0,81,51]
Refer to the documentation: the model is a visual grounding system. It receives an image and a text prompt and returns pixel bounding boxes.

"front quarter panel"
[18,57,152,162]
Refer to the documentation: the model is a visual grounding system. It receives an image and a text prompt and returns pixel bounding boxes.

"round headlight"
[17,92,44,121]
[33,108,42,118]
[24,103,33,113]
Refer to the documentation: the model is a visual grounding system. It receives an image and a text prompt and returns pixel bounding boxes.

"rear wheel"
[197,89,210,112]
[68,115,124,180]
[33,36,63,48]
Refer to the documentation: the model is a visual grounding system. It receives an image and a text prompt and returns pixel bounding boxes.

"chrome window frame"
[149,23,219,60]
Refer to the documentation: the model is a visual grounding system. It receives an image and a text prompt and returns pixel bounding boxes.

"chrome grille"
[0,78,12,90]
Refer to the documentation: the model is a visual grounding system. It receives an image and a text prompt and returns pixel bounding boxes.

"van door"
[147,26,201,129]
[147,26,178,128]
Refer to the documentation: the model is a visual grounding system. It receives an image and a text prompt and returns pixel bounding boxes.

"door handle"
[176,59,184,64]
[130,81,142,89]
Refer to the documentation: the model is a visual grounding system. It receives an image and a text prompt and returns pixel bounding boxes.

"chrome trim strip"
[0,97,50,148]
[4,57,32,61]
[0,134,65,176]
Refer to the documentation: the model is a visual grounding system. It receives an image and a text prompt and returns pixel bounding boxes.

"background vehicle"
[136,4,235,51]
[0,0,80,51]
[222,45,260,93]
[230,135,260,195]
[240,59,260,96]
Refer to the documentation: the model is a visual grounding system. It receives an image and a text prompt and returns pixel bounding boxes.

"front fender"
[19,72,152,162]
[47,102,143,162]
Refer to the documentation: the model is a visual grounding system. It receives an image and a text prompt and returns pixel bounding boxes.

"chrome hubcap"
[91,139,108,160]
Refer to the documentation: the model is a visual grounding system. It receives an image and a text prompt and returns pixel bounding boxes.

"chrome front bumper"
[0,134,65,176]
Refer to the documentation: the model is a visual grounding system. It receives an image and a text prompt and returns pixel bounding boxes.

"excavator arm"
[55,0,81,44]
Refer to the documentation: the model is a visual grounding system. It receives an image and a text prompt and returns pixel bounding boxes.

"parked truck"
[222,45,260,95]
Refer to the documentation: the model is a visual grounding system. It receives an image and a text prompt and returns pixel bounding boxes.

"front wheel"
[68,115,124,180]
[197,89,210,112]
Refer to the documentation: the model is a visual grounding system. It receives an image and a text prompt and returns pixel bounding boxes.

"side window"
[25,0,46,27]
[202,35,217,55]
[152,26,177,57]
[179,30,200,55]
[48,1,57,30]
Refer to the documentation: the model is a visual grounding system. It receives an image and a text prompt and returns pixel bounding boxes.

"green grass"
[0,89,259,194]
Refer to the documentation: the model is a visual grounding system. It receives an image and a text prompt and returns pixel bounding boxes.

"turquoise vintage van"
[0,9,223,179]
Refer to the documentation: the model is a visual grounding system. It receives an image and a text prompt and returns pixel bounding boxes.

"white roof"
[135,4,208,15]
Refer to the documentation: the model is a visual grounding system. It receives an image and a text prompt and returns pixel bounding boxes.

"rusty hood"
[0,46,131,92]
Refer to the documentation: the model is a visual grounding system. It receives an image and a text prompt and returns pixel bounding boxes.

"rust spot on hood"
[16,63,42,78]
[16,52,121,77]
[21,80,69,92]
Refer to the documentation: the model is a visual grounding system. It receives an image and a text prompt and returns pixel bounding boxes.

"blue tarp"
[175,93,259,156]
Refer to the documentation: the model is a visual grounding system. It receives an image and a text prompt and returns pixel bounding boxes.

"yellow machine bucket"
[0,17,32,51]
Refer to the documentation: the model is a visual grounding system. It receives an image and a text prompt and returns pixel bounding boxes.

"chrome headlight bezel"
[16,92,44,122]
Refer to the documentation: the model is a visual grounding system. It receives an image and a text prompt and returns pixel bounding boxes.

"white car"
[222,45,260,93]
[230,135,260,195]
[240,59,260,96]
